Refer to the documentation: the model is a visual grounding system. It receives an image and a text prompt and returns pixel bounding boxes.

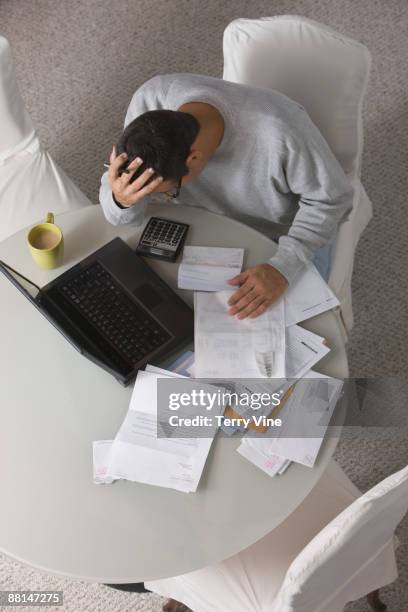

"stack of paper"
[237,371,343,476]
[284,263,340,326]
[172,326,329,385]
[193,311,329,381]
[220,378,292,437]
[232,263,338,474]
[178,246,244,291]
[93,368,222,492]
[237,443,291,477]
[286,325,330,378]
[194,289,286,378]
[186,262,340,479]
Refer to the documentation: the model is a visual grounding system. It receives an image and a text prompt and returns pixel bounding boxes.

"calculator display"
[136,217,189,262]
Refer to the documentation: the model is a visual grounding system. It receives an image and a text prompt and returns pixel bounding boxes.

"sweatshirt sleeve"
[99,76,169,226]
[268,112,353,283]
[98,171,148,226]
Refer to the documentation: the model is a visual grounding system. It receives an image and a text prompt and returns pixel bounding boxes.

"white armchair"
[147,460,408,611]
[222,15,373,334]
[0,36,91,243]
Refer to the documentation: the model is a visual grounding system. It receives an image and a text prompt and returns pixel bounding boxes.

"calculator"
[136,216,190,262]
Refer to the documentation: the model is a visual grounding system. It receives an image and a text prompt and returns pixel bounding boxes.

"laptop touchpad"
[133,283,164,309]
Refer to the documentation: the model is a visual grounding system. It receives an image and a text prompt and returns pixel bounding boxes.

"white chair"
[222,16,373,334]
[0,36,91,243]
[147,460,408,611]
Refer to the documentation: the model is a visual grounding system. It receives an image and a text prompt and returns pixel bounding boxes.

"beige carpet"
[0,0,407,610]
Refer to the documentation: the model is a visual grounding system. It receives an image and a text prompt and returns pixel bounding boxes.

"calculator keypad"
[136,216,189,261]
[142,219,185,251]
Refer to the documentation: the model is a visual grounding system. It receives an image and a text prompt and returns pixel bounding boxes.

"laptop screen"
[0,259,127,380]
[0,260,40,303]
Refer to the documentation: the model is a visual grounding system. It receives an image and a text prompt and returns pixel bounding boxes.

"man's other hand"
[108,146,164,208]
[227,264,288,319]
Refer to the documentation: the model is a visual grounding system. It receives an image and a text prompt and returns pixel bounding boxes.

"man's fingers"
[228,288,258,315]
[120,157,143,186]
[109,152,128,182]
[248,301,269,319]
[127,156,143,171]
[124,167,157,192]
[228,271,249,287]
[228,281,255,309]
[237,297,265,320]
[134,174,164,198]
[109,145,116,164]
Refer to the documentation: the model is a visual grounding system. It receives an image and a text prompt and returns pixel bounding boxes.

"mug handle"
[46,212,54,224]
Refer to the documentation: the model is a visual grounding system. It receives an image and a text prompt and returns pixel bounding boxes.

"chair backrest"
[0,36,38,160]
[0,36,90,242]
[272,464,408,611]
[222,16,371,179]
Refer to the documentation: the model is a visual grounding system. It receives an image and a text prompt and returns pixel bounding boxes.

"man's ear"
[186,149,203,167]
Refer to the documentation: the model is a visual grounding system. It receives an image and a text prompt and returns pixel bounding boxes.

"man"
[100,73,353,318]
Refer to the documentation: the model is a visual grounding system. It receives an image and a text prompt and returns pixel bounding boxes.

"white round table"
[0,204,348,583]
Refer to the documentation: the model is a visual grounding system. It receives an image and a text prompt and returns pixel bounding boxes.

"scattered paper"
[241,371,343,469]
[93,261,340,489]
[96,370,222,492]
[286,325,330,378]
[285,264,340,326]
[194,290,285,378]
[237,442,291,477]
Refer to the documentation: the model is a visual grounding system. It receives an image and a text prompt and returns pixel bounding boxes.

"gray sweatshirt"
[99,73,353,283]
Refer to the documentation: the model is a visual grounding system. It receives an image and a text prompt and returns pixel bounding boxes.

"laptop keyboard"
[58,262,171,366]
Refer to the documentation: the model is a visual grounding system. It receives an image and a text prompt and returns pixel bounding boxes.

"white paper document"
[178,246,244,291]
[286,325,330,378]
[96,370,221,492]
[92,366,189,485]
[238,371,343,472]
[237,442,291,477]
[194,290,286,378]
[285,264,340,326]
[93,440,115,485]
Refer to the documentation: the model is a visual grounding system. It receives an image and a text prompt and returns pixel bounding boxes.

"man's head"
[116,110,202,193]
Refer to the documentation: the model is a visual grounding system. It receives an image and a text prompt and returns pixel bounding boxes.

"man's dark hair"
[116,110,200,184]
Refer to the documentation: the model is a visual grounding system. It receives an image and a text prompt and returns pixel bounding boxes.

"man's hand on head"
[227,264,288,319]
[108,146,164,208]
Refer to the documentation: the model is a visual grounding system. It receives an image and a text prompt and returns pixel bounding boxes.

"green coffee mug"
[27,213,64,269]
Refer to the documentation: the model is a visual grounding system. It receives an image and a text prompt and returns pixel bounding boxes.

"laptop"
[0,237,193,386]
